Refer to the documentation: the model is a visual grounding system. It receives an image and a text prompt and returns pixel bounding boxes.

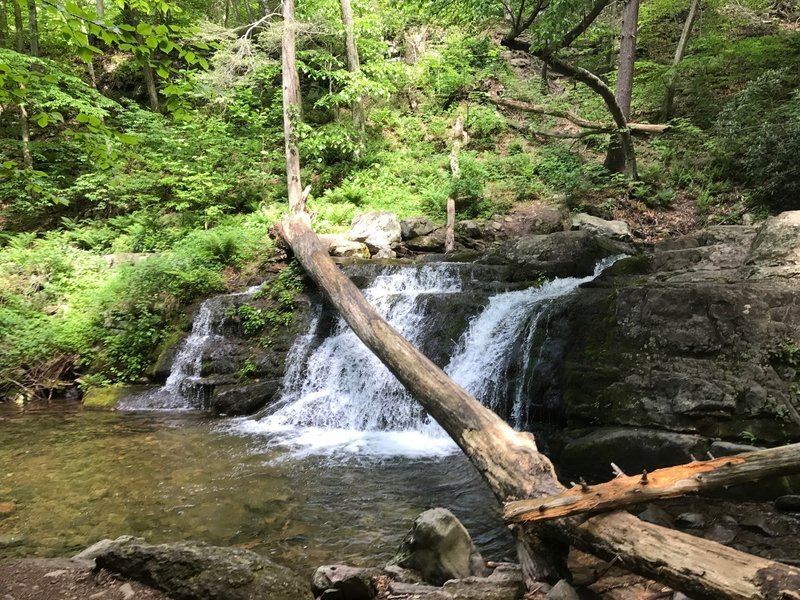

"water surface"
[0,404,513,571]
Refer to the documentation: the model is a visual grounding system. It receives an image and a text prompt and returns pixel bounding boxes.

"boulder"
[391,508,489,586]
[406,229,446,252]
[571,213,632,242]
[545,580,579,600]
[209,380,280,416]
[311,565,381,600]
[775,495,800,512]
[79,537,310,600]
[491,230,632,278]
[675,512,706,529]
[349,212,402,254]
[401,217,438,240]
[319,234,371,259]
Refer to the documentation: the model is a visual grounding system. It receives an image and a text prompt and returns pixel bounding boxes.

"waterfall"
[239,264,468,456]
[120,286,260,410]
[445,256,622,429]
[236,257,621,456]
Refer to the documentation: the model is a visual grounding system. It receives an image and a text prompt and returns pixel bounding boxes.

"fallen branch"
[489,91,669,134]
[505,442,800,523]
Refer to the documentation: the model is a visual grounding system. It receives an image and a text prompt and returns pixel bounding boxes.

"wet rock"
[83,536,310,600]
[558,428,709,483]
[388,582,451,599]
[708,441,763,457]
[675,512,706,529]
[739,515,777,537]
[209,380,280,416]
[571,213,632,242]
[637,505,674,528]
[401,217,438,240]
[406,231,446,253]
[311,565,380,600]
[492,230,632,278]
[350,212,402,255]
[775,495,800,512]
[704,523,737,544]
[0,534,27,548]
[391,508,489,586]
[545,580,579,600]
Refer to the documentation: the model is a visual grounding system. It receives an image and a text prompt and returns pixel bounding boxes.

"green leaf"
[156,66,169,78]
[146,36,159,49]
[155,24,168,35]
[33,113,50,127]
[116,133,140,145]
[198,57,209,70]
[183,51,196,64]
[136,22,153,36]
[77,47,95,63]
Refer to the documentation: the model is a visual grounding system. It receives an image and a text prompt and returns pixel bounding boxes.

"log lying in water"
[505,442,800,523]
[274,213,800,600]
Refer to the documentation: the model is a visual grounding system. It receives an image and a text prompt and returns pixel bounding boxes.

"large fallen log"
[274,214,800,600]
[275,6,800,598]
[505,443,800,523]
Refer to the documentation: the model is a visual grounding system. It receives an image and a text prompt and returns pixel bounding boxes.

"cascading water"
[239,265,468,456]
[445,255,623,429]
[120,286,261,410]
[237,257,622,456]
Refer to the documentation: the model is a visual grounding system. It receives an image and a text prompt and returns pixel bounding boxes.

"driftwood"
[275,6,800,598]
[445,116,467,253]
[505,442,800,523]
[489,91,669,134]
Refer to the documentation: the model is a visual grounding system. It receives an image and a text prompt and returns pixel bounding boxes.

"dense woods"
[2,0,799,403]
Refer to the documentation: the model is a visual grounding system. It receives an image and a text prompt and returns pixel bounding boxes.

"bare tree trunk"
[242,0,253,22]
[282,0,304,214]
[0,0,9,48]
[445,116,467,253]
[27,0,38,56]
[11,0,22,52]
[96,0,104,17]
[338,0,365,135]
[142,61,159,111]
[662,0,700,121]
[231,0,240,25]
[605,0,639,176]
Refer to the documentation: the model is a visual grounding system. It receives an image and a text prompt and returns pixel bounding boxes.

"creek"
[0,259,617,571]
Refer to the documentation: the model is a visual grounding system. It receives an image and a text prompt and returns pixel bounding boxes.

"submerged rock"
[79,536,310,600]
[391,507,489,586]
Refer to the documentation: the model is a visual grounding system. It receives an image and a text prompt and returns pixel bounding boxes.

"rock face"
[525,212,800,482]
[391,508,489,586]
[79,537,310,600]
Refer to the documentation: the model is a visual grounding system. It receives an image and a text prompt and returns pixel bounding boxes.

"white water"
[237,265,466,457]
[120,286,261,411]
[235,258,622,457]
[445,255,622,428]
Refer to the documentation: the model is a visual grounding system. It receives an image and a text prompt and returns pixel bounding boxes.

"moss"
[82,386,126,409]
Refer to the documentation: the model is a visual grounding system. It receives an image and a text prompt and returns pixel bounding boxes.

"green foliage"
[237,304,267,337]
[712,69,800,212]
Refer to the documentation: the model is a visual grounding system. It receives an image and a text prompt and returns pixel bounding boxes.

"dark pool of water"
[0,403,514,572]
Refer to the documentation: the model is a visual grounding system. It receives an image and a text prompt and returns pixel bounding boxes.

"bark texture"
[282,0,304,214]
[26,0,38,56]
[338,0,365,133]
[505,442,800,523]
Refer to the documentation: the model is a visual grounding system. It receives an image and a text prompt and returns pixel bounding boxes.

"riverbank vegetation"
[1,0,799,401]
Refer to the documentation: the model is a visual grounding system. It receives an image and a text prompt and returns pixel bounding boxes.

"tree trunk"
[505,442,800,523]
[662,0,700,120]
[27,0,38,56]
[282,0,304,214]
[275,7,800,597]
[231,0,240,25]
[142,60,159,111]
[339,0,365,134]
[96,0,104,17]
[605,0,639,176]
[11,0,22,52]
[0,0,9,48]
[445,116,466,253]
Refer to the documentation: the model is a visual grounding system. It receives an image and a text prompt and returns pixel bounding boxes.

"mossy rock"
[82,386,126,409]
